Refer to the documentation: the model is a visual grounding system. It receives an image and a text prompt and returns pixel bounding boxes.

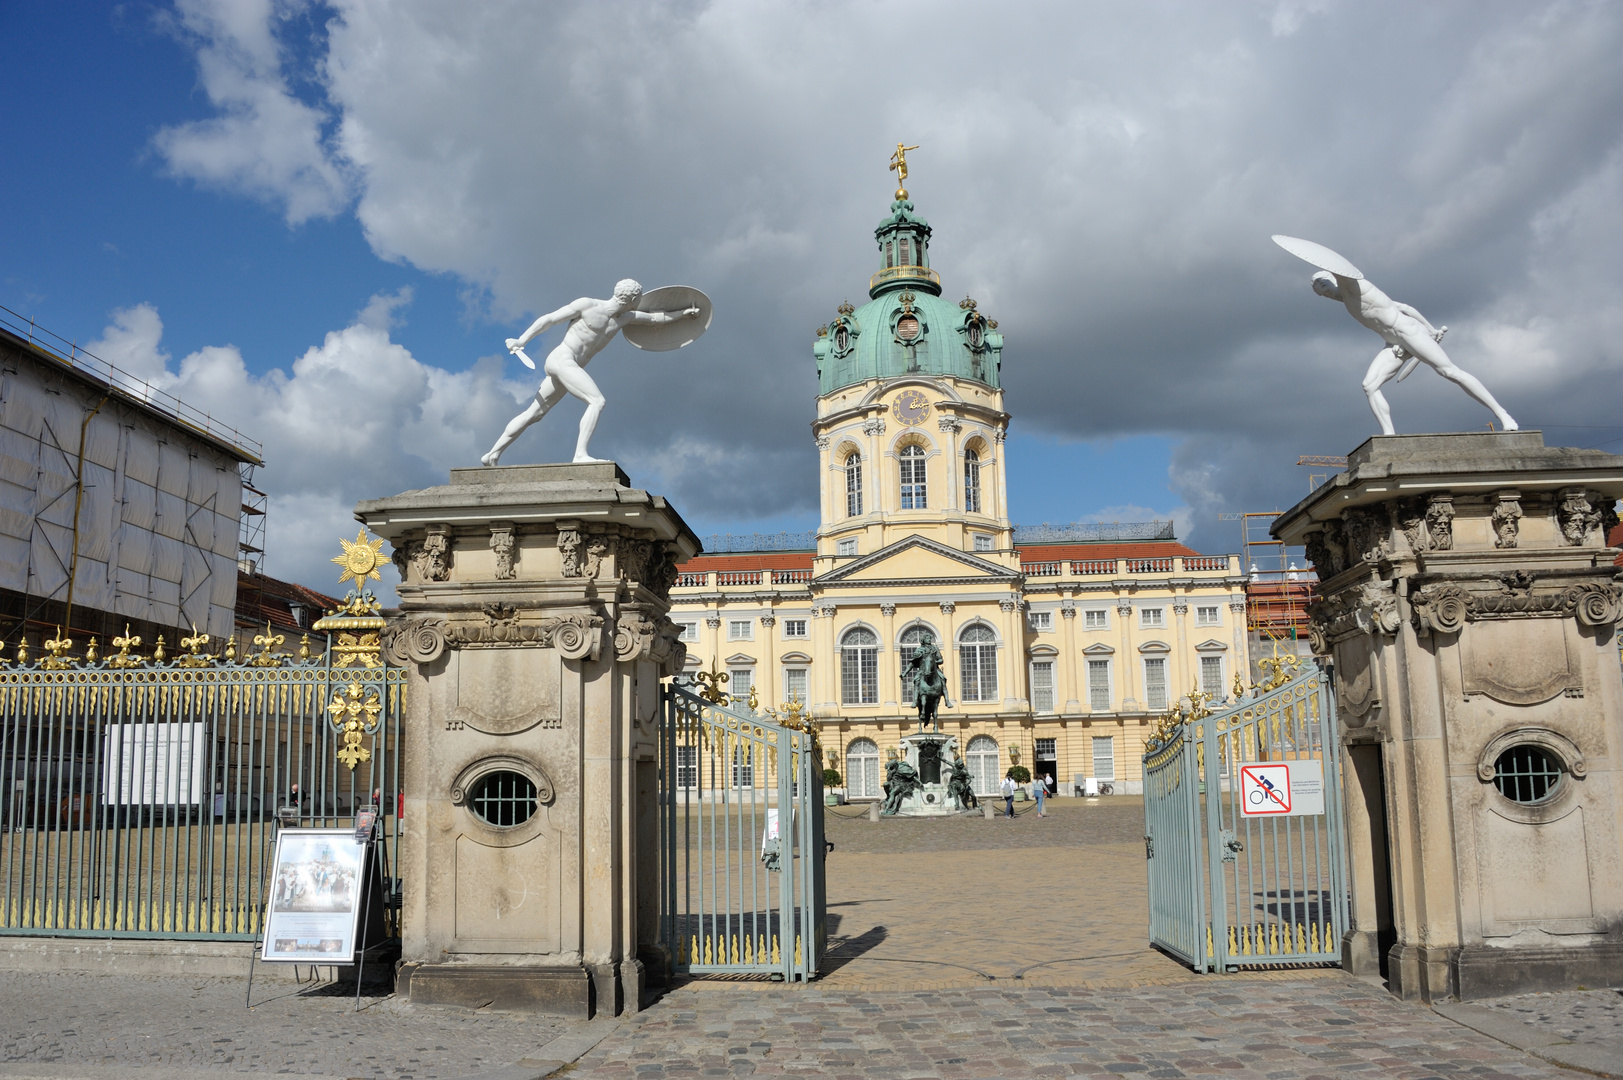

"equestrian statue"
[904,632,950,732]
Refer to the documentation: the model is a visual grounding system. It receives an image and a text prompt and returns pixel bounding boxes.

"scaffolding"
[1222,511,1316,641]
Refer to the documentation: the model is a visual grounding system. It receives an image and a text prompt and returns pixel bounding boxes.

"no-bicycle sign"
[1239,760,1325,818]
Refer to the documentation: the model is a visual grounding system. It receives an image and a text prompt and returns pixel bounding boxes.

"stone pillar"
[1274,432,1623,1002]
[357,463,697,1017]
[1060,601,1081,713]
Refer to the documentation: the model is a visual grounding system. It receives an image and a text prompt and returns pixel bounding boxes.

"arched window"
[898,624,937,704]
[845,453,863,517]
[841,626,879,705]
[959,624,998,702]
[964,449,982,513]
[966,735,1000,796]
[847,738,881,799]
[899,445,927,509]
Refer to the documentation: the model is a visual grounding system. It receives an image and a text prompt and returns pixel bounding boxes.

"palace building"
[667,175,1246,798]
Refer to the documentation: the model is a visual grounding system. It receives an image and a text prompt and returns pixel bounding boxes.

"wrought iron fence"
[659,684,825,981]
[0,601,402,941]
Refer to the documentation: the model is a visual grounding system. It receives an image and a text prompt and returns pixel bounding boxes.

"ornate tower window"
[845,452,863,516]
[899,445,927,509]
[840,626,879,705]
[958,624,998,702]
[964,449,982,513]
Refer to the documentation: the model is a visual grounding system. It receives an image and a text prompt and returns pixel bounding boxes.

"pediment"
[1082,643,1116,655]
[818,535,1018,585]
[1028,643,1059,657]
[724,652,757,666]
[1138,640,1171,653]
[1194,638,1228,652]
[780,651,813,664]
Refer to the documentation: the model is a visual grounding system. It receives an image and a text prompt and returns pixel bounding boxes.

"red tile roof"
[235,570,343,634]
[683,552,816,572]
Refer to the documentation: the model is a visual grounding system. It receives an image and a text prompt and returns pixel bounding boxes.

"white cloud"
[150,0,1623,555]
[90,296,533,602]
[153,0,352,225]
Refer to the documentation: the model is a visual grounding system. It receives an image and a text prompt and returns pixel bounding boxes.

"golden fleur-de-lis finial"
[332,529,386,588]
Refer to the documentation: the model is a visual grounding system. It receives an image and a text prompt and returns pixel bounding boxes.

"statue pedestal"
[1275,432,1623,1002]
[357,463,697,1017]
[893,731,967,816]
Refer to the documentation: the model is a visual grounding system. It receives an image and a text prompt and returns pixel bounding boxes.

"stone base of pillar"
[397,962,593,1016]
[1454,942,1623,1002]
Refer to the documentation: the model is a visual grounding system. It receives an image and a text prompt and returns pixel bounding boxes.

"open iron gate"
[1144,665,1348,972]
[658,684,825,981]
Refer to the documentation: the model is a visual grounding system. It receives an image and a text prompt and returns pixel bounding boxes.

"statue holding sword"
[1272,235,1517,435]
[481,278,711,466]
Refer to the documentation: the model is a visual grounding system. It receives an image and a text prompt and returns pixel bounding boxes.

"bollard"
[983,803,995,820]
[867,802,880,822]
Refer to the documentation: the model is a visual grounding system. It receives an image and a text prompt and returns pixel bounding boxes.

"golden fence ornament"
[328,680,382,770]
[693,659,730,704]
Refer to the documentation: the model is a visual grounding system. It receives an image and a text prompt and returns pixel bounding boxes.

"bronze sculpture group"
[873,634,977,814]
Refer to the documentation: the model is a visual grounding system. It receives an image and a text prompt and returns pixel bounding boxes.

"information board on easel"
[260,809,385,963]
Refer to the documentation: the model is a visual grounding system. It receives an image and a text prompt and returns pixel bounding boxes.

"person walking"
[1000,773,1017,818]
[1033,774,1047,817]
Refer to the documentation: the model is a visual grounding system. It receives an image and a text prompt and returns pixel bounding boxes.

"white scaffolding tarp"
[0,354,245,637]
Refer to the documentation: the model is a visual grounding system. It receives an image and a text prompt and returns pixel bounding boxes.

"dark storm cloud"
[155,0,1623,564]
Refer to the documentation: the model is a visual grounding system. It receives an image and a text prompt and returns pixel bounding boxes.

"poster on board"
[260,828,369,962]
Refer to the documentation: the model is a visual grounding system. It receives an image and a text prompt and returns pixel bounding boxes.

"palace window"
[845,453,863,516]
[973,533,993,552]
[840,626,879,705]
[728,620,753,641]
[847,738,881,799]
[1196,605,1220,627]
[783,667,807,704]
[783,619,808,639]
[836,536,858,557]
[729,667,753,705]
[899,237,912,265]
[676,621,698,642]
[1031,661,1055,712]
[1143,657,1168,711]
[731,745,754,788]
[885,241,895,268]
[1092,736,1116,781]
[1140,607,1165,629]
[964,449,982,512]
[1028,610,1052,632]
[1084,609,1107,630]
[675,745,698,789]
[1088,660,1112,710]
[1201,655,1225,699]
[899,445,927,509]
[966,735,1000,796]
[958,624,998,702]
[1035,738,1057,762]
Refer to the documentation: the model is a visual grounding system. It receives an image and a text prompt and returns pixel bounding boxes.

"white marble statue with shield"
[482,279,712,465]
[1273,235,1517,435]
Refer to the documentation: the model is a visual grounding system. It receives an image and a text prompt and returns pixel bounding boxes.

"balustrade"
[716,571,763,587]
[1070,559,1118,575]
[675,571,709,588]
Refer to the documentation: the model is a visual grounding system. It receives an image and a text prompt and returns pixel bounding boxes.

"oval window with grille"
[896,315,920,341]
[1492,744,1562,805]
[469,771,538,826]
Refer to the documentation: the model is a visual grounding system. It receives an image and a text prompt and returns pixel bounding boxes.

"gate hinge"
[1221,829,1243,862]
[1144,834,1154,859]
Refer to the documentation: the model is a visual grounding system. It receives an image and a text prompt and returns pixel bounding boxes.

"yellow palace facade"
[668,178,1246,799]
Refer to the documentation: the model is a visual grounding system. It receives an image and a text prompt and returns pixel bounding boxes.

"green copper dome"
[813,197,1004,395]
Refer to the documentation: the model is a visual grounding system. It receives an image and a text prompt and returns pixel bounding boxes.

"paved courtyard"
[0,799,1617,1079]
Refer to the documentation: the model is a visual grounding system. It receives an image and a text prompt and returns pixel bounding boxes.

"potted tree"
[1006,764,1032,801]
[822,767,843,806]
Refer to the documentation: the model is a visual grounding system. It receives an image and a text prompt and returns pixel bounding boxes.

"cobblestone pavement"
[1479,987,1623,1059]
[573,976,1583,1079]
[820,796,1146,854]
[0,970,584,1077]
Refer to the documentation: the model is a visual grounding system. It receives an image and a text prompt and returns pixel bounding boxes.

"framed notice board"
[260,827,382,963]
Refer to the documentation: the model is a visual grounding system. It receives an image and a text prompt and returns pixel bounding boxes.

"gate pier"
[1274,432,1623,1002]
[356,464,697,1017]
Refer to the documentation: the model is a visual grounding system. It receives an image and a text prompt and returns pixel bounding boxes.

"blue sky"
[4,2,1621,597]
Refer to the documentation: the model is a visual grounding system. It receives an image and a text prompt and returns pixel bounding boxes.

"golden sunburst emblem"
[332,529,386,587]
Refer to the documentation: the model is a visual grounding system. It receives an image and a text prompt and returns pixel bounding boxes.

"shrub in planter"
[1005,765,1031,784]
[823,768,843,788]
